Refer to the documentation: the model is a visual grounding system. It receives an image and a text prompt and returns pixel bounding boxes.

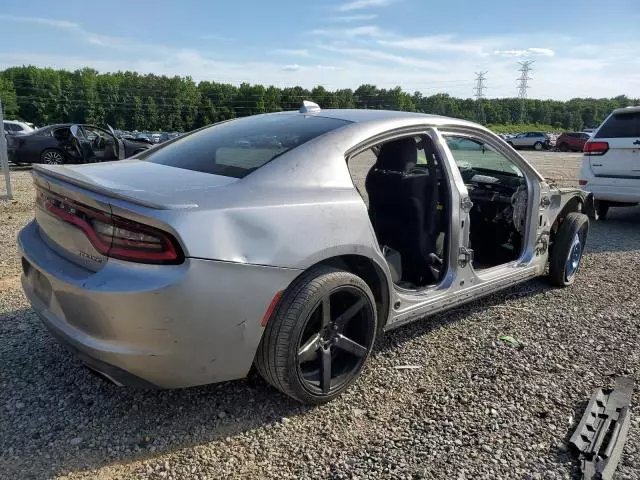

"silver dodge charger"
[18,102,594,404]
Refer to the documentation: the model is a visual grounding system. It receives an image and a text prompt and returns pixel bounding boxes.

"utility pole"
[0,98,13,199]
[516,60,534,124]
[473,71,488,124]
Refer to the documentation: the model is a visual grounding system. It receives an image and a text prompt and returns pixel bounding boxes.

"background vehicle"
[18,104,590,404]
[507,131,551,150]
[7,123,152,165]
[134,132,153,144]
[556,132,591,152]
[159,131,182,143]
[3,120,35,136]
[579,106,640,219]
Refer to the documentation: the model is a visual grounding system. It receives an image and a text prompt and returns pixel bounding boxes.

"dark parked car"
[555,132,591,152]
[7,124,153,165]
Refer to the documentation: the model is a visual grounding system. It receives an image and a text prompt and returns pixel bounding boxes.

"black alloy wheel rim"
[43,150,64,164]
[296,286,374,396]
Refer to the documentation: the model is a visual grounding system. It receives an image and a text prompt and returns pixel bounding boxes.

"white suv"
[3,120,35,135]
[579,106,640,219]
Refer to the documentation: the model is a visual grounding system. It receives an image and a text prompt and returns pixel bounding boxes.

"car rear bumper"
[18,220,301,388]
[579,167,640,203]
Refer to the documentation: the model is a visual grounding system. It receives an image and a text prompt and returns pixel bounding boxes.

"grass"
[487,123,565,134]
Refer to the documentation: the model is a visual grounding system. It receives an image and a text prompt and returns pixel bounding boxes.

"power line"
[516,61,534,123]
[473,71,487,124]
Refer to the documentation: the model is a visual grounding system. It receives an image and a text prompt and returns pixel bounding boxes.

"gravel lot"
[1,152,639,480]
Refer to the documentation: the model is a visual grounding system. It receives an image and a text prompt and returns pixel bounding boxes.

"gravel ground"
[1,153,639,480]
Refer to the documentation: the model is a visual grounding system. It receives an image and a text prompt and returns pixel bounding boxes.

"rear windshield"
[146,114,351,178]
[595,112,640,139]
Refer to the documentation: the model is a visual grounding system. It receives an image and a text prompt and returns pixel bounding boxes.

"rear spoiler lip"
[32,164,199,210]
[569,376,634,480]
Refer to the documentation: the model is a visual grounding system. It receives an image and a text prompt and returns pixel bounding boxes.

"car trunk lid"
[31,161,238,269]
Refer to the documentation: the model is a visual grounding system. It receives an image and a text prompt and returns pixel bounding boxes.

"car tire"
[558,143,568,152]
[549,212,589,287]
[533,141,544,151]
[255,266,377,405]
[595,200,610,220]
[40,148,66,165]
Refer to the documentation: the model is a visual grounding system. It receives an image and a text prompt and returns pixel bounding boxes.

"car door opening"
[349,135,450,289]
[445,135,528,270]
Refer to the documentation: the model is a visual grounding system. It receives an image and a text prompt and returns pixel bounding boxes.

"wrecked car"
[18,102,593,404]
[7,123,152,165]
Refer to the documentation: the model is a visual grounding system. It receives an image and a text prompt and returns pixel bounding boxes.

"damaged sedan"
[7,123,152,165]
[18,102,593,404]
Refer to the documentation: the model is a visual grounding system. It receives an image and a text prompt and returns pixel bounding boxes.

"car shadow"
[586,205,640,254]
[8,164,32,171]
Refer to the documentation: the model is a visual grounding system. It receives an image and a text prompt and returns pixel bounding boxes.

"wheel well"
[315,255,390,331]
[550,196,583,243]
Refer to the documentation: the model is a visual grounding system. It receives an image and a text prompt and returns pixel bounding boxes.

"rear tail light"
[583,141,609,156]
[579,180,588,186]
[36,188,183,264]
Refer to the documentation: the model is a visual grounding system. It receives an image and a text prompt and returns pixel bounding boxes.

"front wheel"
[558,143,568,152]
[549,212,589,287]
[534,141,544,151]
[255,266,377,404]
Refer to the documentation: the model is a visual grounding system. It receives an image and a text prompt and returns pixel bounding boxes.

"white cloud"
[329,14,378,22]
[527,47,555,56]
[270,49,312,57]
[0,14,79,29]
[378,35,492,55]
[198,34,233,42]
[494,47,555,57]
[281,64,302,71]
[336,0,395,12]
[318,43,444,70]
[310,25,387,38]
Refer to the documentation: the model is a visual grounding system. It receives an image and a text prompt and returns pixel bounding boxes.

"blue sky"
[1,0,638,99]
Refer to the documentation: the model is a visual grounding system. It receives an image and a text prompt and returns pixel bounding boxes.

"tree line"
[0,65,637,132]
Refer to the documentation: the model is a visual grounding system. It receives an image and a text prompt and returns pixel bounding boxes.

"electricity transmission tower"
[473,71,488,124]
[516,60,534,123]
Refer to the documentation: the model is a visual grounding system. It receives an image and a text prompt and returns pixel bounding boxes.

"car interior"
[445,136,528,270]
[351,135,449,289]
[53,125,120,162]
[349,134,528,290]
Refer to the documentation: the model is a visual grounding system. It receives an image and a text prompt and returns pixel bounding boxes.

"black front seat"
[365,138,439,285]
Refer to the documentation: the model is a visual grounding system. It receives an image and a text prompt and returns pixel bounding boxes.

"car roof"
[307,108,472,126]
[259,109,484,133]
[611,105,640,115]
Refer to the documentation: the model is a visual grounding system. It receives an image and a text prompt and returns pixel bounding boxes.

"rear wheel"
[255,266,377,404]
[40,149,65,165]
[549,212,589,287]
[534,141,544,151]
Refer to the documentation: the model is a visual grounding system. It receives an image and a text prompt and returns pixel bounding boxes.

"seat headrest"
[375,138,417,172]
